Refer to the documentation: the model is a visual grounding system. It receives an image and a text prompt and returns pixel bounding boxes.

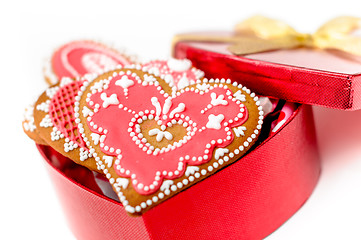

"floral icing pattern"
[82,70,248,195]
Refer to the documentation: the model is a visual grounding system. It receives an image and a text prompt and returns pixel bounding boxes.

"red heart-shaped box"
[37,103,320,240]
[34,39,321,239]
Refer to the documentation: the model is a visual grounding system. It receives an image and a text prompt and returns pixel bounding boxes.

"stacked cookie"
[23,41,264,215]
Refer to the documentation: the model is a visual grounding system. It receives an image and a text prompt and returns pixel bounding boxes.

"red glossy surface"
[174,41,361,110]
[38,104,320,240]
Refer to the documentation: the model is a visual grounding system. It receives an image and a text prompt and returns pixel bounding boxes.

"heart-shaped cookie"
[33,76,100,171]
[22,104,48,145]
[44,40,134,85]
[24,40,134,147]
[142,58,204,90]
[31,60,206,173]
[75,67,263,215]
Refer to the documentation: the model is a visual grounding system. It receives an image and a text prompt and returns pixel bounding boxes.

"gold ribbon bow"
[172,15,361,56]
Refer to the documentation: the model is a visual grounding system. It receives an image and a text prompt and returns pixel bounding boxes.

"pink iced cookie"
[44,40,133,84]
[142,58,204,90]
[271,102,298,133]
[74,68,263,215]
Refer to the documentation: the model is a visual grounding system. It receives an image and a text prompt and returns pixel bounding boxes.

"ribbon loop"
[173,16,361,56]
[234,15,299,39]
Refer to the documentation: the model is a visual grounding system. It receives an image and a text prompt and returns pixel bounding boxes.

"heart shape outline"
[74,66,263,214]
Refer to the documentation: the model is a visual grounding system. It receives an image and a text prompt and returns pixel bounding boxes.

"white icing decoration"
[185,166,199,176]
[167,58,192,72]
[82,106,92,117]
[115,75,134,89]
[91,81,104,92]
[91,133,101,145]
[234,90,246,102]
[177,74,190,89]
[39,114,53,128]
[206,114,224,130]
[162,98,172,115]
[64,140,78,152]
[103,156,114,168]
[36,100,50,113]
[100,93,119,108]
[196,83,210,91]
[83,73,98,82]
[79,148,90,161]
[148,67,160,76]
[210,93,228,106]
[160,180,174,191]
[234,126,247,137]
[215,148,229,160]
[125,205,135,213]
[149,128,173,142]
[91,133,100,144]
[169,103,185,118]
[151,97,162,116]
[60,77,73,87]
[23,121,36,132]
[23,105,36,132]
[193,68,205,79]
[114,178,129,190]
[45,86,60,99]
[50,127,63,141]
[164,74,174,84]
[143,74,157,82]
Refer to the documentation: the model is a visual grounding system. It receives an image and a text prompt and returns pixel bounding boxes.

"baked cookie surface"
[33,77,99,171]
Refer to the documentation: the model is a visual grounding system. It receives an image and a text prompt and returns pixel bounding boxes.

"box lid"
[173,36,361,111]
[172,16,361,111]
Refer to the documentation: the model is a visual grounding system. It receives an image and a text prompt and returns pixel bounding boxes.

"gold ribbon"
[172,15,361,56]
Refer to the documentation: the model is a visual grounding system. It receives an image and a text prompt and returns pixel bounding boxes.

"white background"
[2,0,361,239]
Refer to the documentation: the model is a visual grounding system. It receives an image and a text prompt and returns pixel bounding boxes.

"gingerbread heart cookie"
[26,40,135,170]
[44,40,134,85]
[33,76,99,171]
[75,67,263,215]
[142,58,204,90]
[22,104,48,145]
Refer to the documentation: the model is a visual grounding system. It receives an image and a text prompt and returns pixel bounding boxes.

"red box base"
[37,104,320,240]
